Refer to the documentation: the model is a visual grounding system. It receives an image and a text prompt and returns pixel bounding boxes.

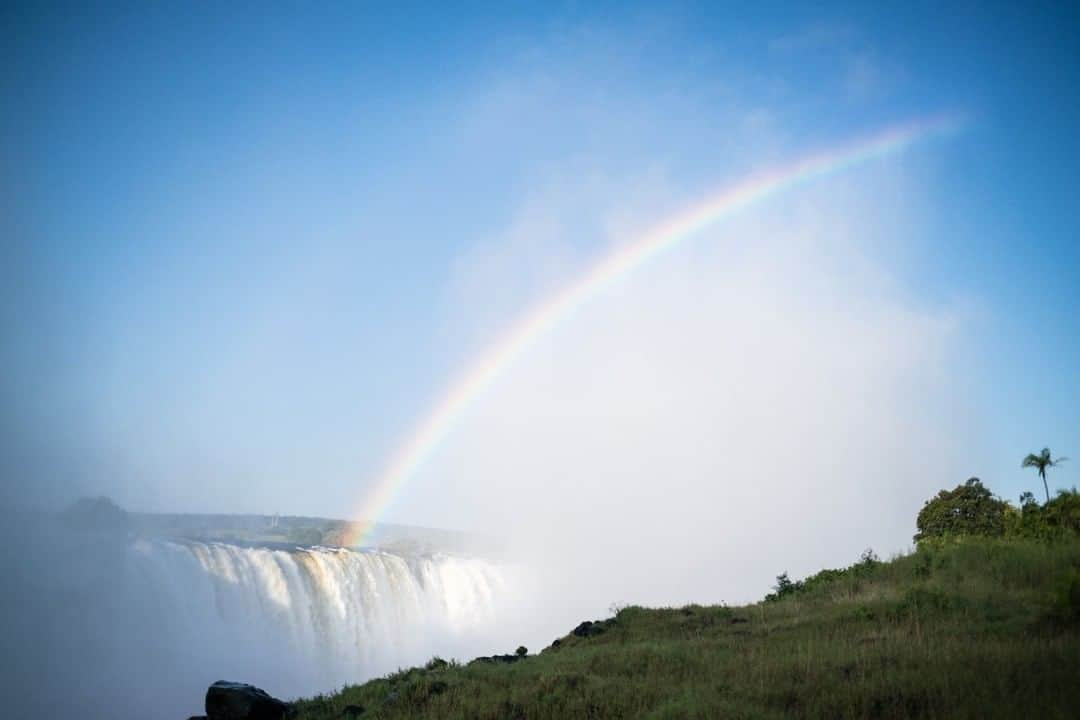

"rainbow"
[344,112,963,547]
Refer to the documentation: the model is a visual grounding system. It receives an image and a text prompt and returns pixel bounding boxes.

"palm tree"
[1022,448,1068,503]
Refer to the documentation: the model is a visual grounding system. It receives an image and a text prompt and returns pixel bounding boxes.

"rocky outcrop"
[572,618,616,638]
[467,644,530,666]
[205,681,293,720]
[469,652,525,665]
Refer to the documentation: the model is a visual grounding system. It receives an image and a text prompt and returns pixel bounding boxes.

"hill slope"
[293,538,1080,719]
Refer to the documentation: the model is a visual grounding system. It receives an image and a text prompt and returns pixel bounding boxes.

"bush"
[765,548,881,601]
[914,478,1007,543]
[764,572,801,602]
[424,657,448,671]
[1007,489,1080,541]
[1048,568,1080,624]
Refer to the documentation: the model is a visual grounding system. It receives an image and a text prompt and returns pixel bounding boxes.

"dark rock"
[342,704,364,717]
[205,680,292,720]
[550,638,562,648]
[572,619,614,638]
[469,652,523,665]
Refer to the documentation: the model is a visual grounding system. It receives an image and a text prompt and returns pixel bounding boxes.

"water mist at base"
[2,527,520,720]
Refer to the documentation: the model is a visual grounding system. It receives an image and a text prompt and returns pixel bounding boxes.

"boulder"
[573,620,605,638]
[205,681,292,720]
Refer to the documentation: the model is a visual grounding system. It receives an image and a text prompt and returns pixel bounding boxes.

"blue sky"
[3,1,1078,525]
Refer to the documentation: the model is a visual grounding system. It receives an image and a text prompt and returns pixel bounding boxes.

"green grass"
[293,538,1080,719]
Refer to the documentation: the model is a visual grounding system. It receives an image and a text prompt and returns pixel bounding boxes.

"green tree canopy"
[1008,488,1080,540]
[914,478,1007,543]
[1022,448,1068,503]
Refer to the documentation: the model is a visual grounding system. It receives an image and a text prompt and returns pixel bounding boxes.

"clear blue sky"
[3,1,1077,517]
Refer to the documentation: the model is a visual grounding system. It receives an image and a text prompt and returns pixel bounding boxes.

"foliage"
[291,537,1080,719]
[914,478,1007,543]
[914,476,1079,545]
[1048,568,1080,625]
[424,657,449,671]
[764,549,879,603]
[1022,447,1069,503]
[1005,489,1080,541]
[766,572,798,601]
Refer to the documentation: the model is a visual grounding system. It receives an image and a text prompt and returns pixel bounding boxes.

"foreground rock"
[205,681,293,720]
[468,645,529,666]
[572,618,616,638]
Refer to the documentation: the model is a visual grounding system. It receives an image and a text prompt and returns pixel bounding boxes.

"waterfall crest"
[6,534,519,718]
[125,540,515,695]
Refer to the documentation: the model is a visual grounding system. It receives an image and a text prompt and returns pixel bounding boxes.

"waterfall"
[125,539,514,694]
[4,532,519,719]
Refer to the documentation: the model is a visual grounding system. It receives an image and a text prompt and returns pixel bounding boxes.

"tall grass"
[293,538,1080,719]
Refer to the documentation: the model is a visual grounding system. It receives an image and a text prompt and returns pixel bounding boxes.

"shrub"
[765,548,882,602]
[1048,568,1080,624]
[765,572,801,602]
[424,657,448,671]
[1008,489,1080,541]
[914,478,1007,543]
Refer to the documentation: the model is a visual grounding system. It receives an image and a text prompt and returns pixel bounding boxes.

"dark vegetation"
[1022,447,1068,503]
[915,478,1079,543]
[291,475,1080,719]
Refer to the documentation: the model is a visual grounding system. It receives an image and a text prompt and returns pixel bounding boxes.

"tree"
[914,478,1007,543]
[1005,488,1080,540]
[1022,448,1069,503]
[765,572,802,602]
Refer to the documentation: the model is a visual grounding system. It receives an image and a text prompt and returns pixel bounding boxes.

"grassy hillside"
[293,538,1080,719]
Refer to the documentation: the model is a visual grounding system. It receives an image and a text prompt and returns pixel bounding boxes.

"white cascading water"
[1,512,528,720]
[6,535,519,719]
[125,539,515,696]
